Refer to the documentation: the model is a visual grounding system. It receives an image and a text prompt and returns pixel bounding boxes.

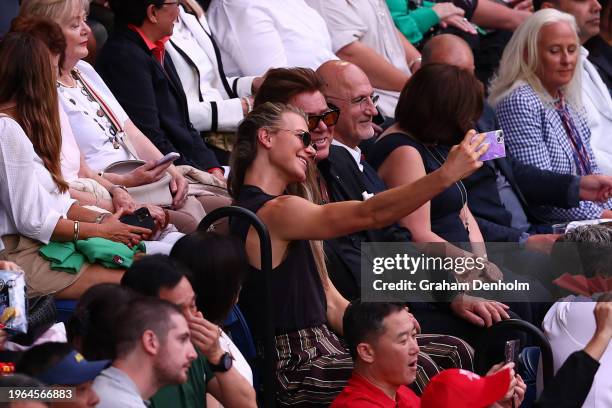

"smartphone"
[472,130,506,161]
[504,339,520,364]
[119,207,156,230]
[154,152,180,167]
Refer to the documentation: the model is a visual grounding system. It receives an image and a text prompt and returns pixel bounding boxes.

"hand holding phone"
[154,152,180,168]
[119,207,156,231]
[505,339,520,364]
[472,130,506,161]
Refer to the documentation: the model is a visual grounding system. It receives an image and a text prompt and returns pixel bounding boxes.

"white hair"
[488,9,582,109]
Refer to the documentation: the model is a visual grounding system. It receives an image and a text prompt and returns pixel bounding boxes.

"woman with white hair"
[489,9,612,223]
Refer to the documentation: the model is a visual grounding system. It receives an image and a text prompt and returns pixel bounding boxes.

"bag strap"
[72,69,140,159]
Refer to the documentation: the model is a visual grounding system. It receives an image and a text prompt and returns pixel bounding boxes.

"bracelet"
[73,220,80,242]
[408,56,422,70]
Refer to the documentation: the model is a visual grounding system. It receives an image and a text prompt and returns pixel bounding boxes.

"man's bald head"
[421,34,475,73]
[317,60,369,99]
[316,60,377,147]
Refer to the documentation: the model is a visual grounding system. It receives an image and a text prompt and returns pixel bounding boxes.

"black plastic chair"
[198,206,276,408]
[474,319,554,390]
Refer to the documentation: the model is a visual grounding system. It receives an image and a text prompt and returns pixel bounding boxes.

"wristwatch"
[209,352,233,373]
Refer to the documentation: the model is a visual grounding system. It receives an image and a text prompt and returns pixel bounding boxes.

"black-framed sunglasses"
[273,128,313,148]
[307,107,340,131]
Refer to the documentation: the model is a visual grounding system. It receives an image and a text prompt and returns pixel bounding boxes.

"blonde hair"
[488,9,582,108]
[20,0,90,25]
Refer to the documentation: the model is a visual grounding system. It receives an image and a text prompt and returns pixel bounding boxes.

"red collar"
[128,24,170,65]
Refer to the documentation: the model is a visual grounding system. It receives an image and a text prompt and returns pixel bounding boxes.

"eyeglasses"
[326,93,379,111]
[307,107,340,131]
[272,128,313,148]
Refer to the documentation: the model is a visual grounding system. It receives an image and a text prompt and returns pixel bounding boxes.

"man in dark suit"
[97,0,223,179]
[422,34,612,248]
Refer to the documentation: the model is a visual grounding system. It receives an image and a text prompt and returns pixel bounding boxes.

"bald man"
[317,61,380,185]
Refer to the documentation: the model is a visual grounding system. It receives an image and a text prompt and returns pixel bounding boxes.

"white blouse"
[0,116,75,251]
[58,60,133,172]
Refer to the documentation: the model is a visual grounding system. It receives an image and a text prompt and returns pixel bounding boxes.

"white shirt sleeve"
[305,0,367,52]
[215,1,288,75]
[0,118,74,244]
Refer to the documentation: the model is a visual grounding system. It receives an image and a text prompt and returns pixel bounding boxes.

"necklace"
[423,144,470,235]
[57,70,121,149]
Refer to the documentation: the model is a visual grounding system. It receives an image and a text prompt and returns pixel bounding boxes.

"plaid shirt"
[495,84,612,222]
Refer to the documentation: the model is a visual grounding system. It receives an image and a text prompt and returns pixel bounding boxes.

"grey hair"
[20,0,90,25]
[488,9,582,109]
[561,224,612,245]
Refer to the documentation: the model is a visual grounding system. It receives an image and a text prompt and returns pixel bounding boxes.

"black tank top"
[369,133,470,242]
[231,185,327,337]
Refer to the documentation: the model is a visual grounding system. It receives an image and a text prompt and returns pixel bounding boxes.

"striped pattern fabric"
[275,325,353,407]
[495,84,612,222]
[411,334,474,395]
[274,325,474,406]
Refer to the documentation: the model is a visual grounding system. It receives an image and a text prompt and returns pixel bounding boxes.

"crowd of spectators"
[0,0,612,406]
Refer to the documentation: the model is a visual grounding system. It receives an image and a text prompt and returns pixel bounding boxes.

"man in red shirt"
[333,301,525,408]
[332,302,422,408]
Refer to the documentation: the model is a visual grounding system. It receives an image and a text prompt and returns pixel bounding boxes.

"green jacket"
[386,0,440,44]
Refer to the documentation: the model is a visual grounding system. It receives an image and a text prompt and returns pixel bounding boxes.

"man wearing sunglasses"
[254,67,340,161]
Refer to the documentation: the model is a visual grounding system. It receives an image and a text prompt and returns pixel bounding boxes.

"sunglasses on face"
[307,107,340,131]
[274,128,313,148]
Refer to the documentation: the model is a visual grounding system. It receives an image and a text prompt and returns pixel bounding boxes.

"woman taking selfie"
[229,101,486,405]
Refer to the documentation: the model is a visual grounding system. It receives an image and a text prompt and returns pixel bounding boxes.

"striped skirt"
[274,325,474,406]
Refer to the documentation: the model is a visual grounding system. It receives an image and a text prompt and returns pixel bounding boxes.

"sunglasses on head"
[307,107,340,131]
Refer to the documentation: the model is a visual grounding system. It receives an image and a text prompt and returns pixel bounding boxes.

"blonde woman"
[489,9,612,223]
[19,0,213,233]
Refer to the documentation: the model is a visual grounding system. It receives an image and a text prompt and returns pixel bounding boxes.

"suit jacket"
[320,145,458,305]
[467,102,580,241]
[581,48,612,175]
[495,83,609,222]
[165,6,254,132]
[96,26,219,170]
[318,145,412,299]
[585,35,612,97]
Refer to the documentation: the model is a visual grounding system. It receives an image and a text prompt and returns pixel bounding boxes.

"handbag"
[72,69,175,208]
[104,159,174,207]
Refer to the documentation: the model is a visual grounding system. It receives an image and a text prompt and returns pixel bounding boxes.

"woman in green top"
[387,0,532,46]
